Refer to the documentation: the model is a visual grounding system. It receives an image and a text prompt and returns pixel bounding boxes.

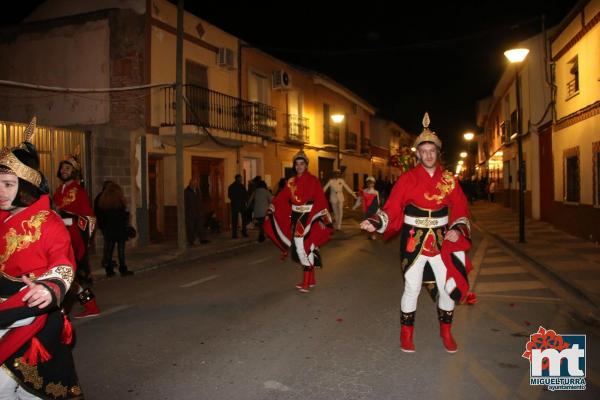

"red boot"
[74,288,101,319]
[400,325,415,353]
[439,322,458,353]
[295,271,310,293]
[308,269,316,288]
[74,298,101,319]
[400,311,415,352]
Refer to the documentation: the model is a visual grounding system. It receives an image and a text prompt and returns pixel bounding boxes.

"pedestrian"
[54,146,101,319]
[184,176,209,246]
[264,150,334,293]
[361,112,473,353]
[488,181,496,203]
[275,177,286,195]
[96,182,135,277]
[0,117,84,398]
[353,176,380,240]
[323,169,357,230]
[94,180,116,273]
[228,174,248,238]
[248,180,272,242]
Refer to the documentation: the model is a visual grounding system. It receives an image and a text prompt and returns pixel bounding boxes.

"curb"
[473,220,600,325]
[91,239,257,282]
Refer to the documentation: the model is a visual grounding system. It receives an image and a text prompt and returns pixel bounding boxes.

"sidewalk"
[88,228,257,281]
[470,200,600,318]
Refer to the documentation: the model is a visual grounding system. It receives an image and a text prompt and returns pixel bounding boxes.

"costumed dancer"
[53,147,100,319]
[264,150,334,293]
[323,169,357,231]
[360,112,474,353]
[0,117,84,398]
[353,175,380,240]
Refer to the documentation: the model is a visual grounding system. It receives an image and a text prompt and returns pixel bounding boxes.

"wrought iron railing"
[285,114,309,142]
[323,125,339,146]
[361,137,371,154]
[345,131,357,151]
[161,85,277,137]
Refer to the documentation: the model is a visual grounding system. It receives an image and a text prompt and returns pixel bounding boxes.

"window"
[564,148,580,203]
[567,56,579,98]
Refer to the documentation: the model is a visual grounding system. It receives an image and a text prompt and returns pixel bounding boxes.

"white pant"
[331,201,344,230]
[401,254,455,313]
[0,368,42,400]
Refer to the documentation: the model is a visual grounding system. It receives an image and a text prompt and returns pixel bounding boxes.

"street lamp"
[460,151,467,158]
[463,132,474,176]
[331,113,345,170]
[504,47,529,243]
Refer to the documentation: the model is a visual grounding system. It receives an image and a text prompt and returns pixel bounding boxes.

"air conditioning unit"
[272,70,292,90]
[217,47,234,69]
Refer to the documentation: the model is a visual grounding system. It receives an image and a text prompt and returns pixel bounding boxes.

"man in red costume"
[361,113,472,353]
[264,150,333,293]
[0,117,84,398]
[53,149,100,319]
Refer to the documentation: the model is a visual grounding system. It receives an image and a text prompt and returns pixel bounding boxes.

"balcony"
[160,85,276,137]
[323,125,339,146]
[361,137,371,154]
[285,114,310,143]
[345,131,357,151]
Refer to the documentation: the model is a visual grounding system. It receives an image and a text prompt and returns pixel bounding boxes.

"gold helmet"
[0,117,43,188]
[292,149,309,165]
[413,112,442,149]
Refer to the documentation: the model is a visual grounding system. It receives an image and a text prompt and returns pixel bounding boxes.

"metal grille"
[0,121,87,191]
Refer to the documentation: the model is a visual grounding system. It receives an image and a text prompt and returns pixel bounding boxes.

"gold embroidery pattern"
[60,187,78,208]
[14,357,43,390]
[46,382,68,398]
[424,171,456,204]
[0,211,49,269]
[38,265,75,286]
[436,229,445,247]
[413,230,424,248]
[287,177,301,203]
[70,385,82,396]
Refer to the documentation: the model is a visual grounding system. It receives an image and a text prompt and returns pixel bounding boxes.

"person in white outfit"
[323,170,357,230]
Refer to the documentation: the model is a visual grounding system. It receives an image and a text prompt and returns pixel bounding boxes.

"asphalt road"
[72,220,600,400]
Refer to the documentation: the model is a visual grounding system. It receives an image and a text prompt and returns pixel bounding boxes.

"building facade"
[550,0,600,241]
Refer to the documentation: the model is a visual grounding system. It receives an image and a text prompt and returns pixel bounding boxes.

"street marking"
[477,303,525,333]
[180,274,220,288]
[264,380,291,391]
[248,256,272,265]
[475,293,561,303]
[469,237,488,288]
[475,280,546,293]
[72,304,133,326]
[479,266,526,275]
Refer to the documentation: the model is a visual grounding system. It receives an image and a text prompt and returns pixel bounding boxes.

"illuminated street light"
[463,132,475,141]
[458,160,464,165]
[505,47,529,243]
[331,114,345,124]
[460,152,467,158]
[331,114,345,169]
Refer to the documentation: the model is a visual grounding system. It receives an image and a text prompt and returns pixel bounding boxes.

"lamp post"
[331,113,345,170]
[504,48,529,243]
[463,132,474,176]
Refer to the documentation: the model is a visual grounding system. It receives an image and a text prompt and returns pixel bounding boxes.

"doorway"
[148,155,164,242]
[539,127,554,222]
[192,156,226,230]
[318,157,335,185]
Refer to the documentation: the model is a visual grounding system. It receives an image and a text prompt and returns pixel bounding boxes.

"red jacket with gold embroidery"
[0,195,76,365]
[264,172,333,257]
[53,181,95,261]
[375,164,470,247]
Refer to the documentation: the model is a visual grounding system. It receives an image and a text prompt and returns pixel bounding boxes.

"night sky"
[2,0,579,165]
